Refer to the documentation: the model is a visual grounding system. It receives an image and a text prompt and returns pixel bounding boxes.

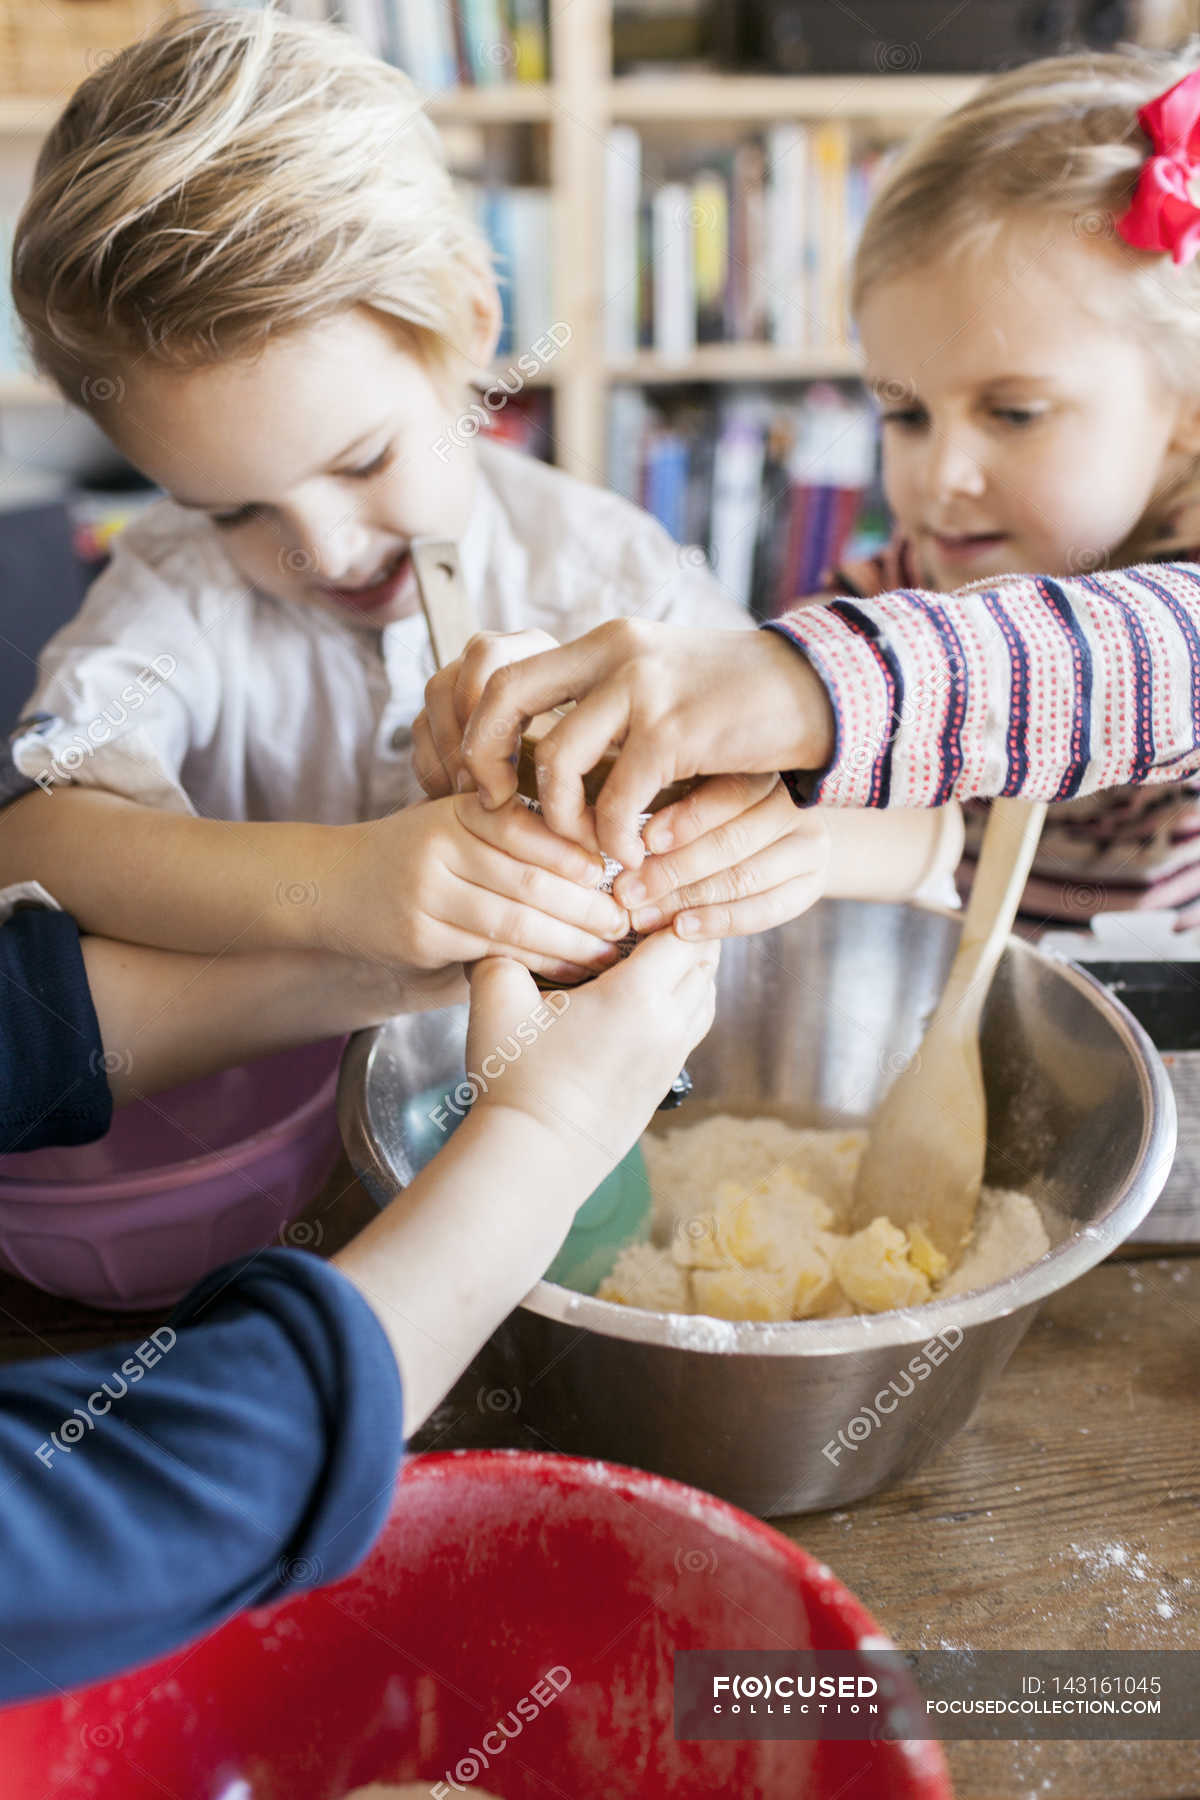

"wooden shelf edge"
[0,96,68,134]
[606,344,864,384]
[0,376,60,405]
[426,83,554,122]
[608,72,982,122]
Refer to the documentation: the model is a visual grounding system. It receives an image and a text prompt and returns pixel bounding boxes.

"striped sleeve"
[767,560,1200,808]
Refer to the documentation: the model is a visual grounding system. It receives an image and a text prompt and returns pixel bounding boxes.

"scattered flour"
[597,1114,1050,1323]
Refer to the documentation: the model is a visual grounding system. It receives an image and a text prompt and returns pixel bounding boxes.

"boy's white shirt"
[12,440,747,825]
[10,437,959,905]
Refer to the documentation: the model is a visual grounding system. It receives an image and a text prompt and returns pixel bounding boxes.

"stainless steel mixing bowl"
[339,900,1175,1518]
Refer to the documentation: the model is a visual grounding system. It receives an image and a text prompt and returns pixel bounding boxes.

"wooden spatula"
[411,538,479,667]
[848,798,1048,1257]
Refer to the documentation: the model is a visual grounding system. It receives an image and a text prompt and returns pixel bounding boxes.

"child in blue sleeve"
[0,894,716,1703]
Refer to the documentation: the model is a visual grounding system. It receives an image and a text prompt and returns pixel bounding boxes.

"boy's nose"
[289,511,373,585]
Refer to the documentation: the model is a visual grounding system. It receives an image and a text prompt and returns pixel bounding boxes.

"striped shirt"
[771,549,1200,928]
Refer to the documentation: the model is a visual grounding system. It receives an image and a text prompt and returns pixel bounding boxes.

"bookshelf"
[0,2,986,478]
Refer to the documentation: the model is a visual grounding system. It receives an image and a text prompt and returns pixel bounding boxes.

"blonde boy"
[3,10,955,988]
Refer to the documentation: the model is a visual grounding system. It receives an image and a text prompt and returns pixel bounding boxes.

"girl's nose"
[927,430,987,503]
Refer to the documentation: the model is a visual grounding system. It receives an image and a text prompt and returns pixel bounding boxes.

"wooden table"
[1,1155,1196,1800]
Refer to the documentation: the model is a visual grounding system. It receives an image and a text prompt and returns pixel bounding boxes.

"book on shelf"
[458,182,553,357]
[609,383,879,617]
[604,120,901,358]
[604,126,641,358]
[651,183,696,362]
[201,0,549,88]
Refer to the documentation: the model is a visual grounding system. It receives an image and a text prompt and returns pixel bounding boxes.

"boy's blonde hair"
[11,8,494,402]
[853,42,1200,559]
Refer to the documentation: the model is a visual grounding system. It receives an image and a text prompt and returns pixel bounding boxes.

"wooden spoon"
[848,797,1048,1258]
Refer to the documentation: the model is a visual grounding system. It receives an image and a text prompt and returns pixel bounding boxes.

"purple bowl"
[0,1038,345,1311]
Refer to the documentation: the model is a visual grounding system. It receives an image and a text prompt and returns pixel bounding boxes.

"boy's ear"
[467,276,503,370]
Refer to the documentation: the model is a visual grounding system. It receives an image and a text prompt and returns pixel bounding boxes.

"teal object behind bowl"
[399,1080,650,1294]
[541,1142,651,1292]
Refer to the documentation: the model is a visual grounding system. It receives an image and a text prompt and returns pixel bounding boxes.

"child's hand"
[323,792,628,985]
[611,774,831,940]
[460,620,835,867]
[465,930,719,1181]
[414,628,560,799]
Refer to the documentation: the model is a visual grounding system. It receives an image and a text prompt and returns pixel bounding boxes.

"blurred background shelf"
[606,71,981,122]
[0,376,59,405]
[0,98,64,135]
[607,344,863,385]
[428,82,554,122]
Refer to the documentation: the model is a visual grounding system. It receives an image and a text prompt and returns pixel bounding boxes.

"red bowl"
[0,1451,953,1798]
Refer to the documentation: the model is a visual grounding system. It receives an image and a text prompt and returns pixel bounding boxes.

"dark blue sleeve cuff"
[0,904,113,1150]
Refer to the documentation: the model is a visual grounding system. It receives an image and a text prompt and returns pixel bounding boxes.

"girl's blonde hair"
[11,7,495,402]
[853,42,1200,560]
[854,44,1200,380]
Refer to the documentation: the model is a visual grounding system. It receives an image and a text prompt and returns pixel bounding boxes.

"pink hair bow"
[1118,66,1200,267]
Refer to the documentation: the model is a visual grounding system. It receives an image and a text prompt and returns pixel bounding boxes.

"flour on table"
[597,1114,1049,1322]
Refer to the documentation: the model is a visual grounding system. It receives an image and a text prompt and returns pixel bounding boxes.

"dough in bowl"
[598,1114,1049,1321]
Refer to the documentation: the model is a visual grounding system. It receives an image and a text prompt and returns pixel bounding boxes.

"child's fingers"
[456,792,611,896]
[517,684,637,857]
[413,682,465,797]
[603,919,721,996]
[410,711,447,797]
[616,782,803,912]
[640,773,777,857]
[446,899,619,973]
[465,954,540,1058]
[445,840,629,955]
[453,629,561,729]
[462,631,631,812]
[633,831,827,933]
[671,866,828,941]
[590,730,702,870]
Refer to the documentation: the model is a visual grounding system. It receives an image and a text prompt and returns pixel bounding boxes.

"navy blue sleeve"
[0,903,112,1150]
[0,1247,404,1703]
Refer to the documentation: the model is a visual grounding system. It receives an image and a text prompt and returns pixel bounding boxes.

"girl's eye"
[211,504,259,530]
[341,442,394,480]
[993,407,1042,427]
[880,408,928,430]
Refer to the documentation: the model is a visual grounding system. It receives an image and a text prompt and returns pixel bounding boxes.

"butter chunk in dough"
[691,1266,793,1322]
[833,1218,932,1312]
